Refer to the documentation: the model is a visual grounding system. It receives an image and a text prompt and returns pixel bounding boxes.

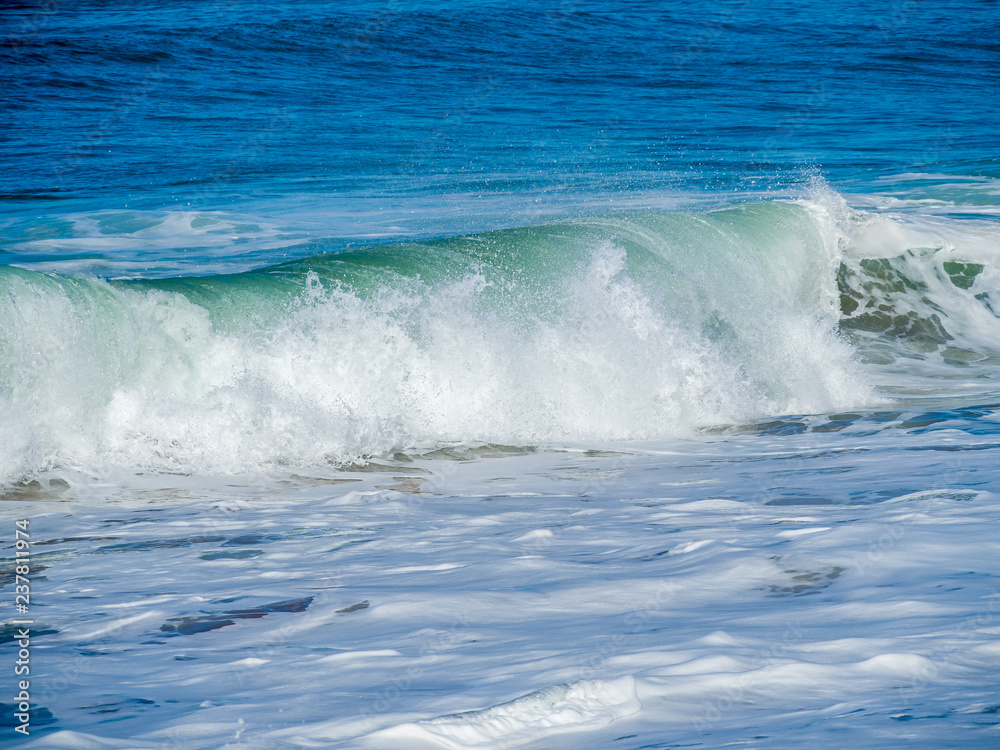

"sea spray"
[0,196,927,482]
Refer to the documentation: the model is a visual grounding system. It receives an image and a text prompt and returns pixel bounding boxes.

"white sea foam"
[5,187,1000,484]
[1,210,302,277]
[372,677,641,749]
[0,198,882,482]
[14,432,1000,749]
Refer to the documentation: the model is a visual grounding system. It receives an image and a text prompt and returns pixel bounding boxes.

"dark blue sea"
[2,2,1000,748]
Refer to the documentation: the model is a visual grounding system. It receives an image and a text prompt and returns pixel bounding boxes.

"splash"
[5,191,955,482]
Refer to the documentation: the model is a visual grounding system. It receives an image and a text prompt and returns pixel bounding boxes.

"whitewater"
[6,181,1000,482]
[0,185,871,477]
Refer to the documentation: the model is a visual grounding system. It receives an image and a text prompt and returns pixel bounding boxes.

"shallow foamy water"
[8,404,1000,748]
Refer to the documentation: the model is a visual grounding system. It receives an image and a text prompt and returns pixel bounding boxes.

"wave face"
[3,188,999,481]
[837,208,1000,380]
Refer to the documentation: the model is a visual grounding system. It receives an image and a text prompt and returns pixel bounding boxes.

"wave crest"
[0,195,895,481]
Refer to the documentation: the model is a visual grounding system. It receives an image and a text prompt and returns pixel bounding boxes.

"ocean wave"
[2,186,998,481]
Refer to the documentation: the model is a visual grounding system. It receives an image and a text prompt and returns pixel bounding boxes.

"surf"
[2,187,996,483]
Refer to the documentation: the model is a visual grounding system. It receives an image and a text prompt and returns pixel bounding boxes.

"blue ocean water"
[2,1,998,243]
[2,1,1000,748]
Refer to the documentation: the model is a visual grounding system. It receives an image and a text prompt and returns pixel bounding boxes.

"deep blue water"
[3,0,998,209]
